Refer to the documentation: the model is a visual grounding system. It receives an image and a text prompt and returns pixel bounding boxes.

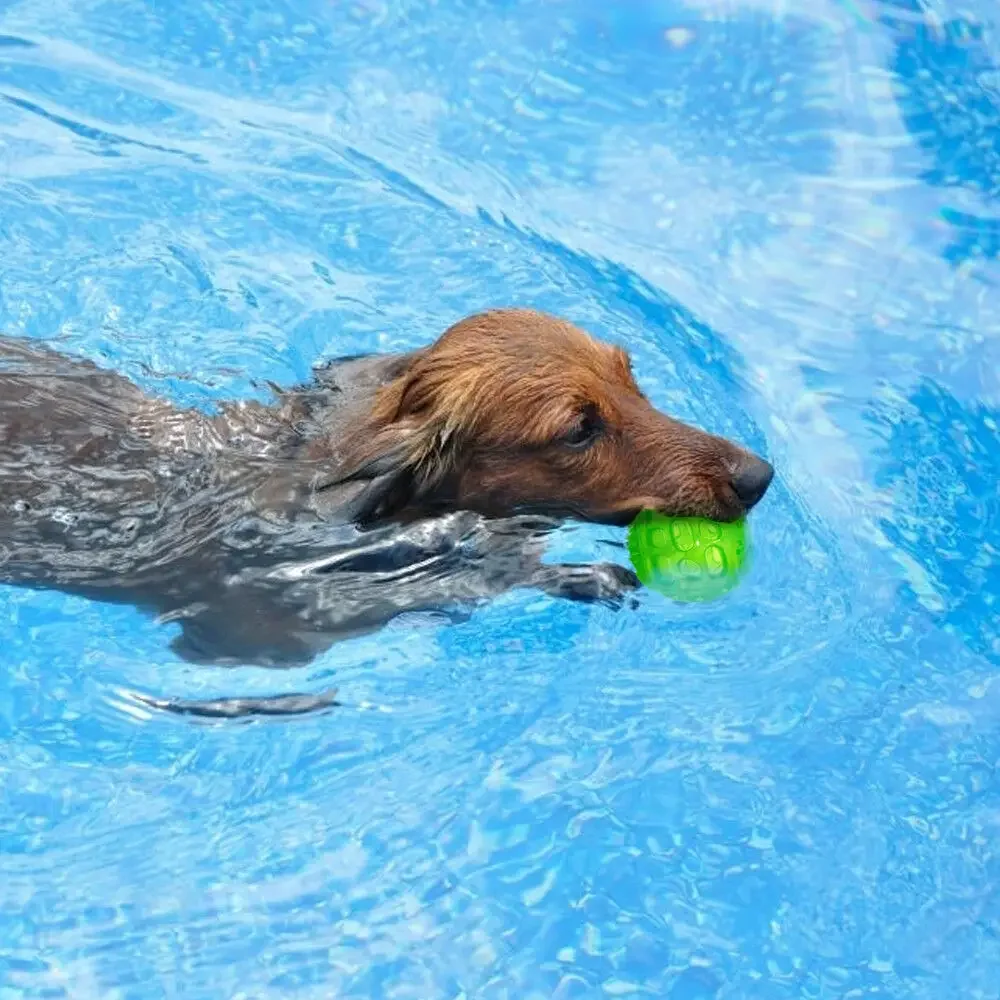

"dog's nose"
[731,455,774,510]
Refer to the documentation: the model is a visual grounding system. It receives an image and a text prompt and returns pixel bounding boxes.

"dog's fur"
[0,309,772,714]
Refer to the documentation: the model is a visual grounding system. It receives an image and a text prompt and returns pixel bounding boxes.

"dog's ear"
[336,464,417,526]
[321,431,418,525]
[319,419,457,526]
[317,351,468,525]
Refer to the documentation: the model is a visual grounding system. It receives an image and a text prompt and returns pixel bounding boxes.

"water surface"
[1,0,999,996]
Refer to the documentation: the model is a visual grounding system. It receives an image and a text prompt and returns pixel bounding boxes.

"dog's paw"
[587,562,641,608]
[537,562,640,608]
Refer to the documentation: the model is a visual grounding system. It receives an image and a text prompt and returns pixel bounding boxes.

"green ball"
[627,510,750,603]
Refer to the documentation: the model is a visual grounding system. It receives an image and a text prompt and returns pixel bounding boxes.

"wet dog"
[0,309,772,714]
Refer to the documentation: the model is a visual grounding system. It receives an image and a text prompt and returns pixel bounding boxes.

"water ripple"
[2,0,1000,997]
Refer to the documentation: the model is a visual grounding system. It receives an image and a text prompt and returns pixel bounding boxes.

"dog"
[0,309,772,716]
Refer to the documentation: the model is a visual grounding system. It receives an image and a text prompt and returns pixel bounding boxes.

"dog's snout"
[731,455,774,510]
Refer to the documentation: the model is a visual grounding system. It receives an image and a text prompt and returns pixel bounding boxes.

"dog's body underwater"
[0,309,772,703]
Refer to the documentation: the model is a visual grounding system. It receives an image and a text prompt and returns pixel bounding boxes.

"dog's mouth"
[507,497,691,528]
[522,495,750,527]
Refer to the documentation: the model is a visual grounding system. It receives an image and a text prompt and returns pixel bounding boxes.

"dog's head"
[329,309,773,526]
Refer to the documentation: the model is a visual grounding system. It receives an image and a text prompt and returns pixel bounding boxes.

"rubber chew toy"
[627,511,749,602]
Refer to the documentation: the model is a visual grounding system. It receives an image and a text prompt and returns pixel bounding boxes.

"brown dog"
[0,309,771,714]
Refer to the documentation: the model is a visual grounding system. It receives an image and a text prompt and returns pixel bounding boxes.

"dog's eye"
[562,407,603,450]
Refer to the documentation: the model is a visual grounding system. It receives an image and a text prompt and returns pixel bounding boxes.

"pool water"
[1,0,999,996]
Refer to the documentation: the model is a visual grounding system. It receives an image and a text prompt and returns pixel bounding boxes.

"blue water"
[2,0,999,995]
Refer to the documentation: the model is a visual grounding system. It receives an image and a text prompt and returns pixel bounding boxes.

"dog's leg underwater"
[529,562,641,608]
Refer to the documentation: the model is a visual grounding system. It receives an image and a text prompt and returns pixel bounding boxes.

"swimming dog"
[0,309,772,713]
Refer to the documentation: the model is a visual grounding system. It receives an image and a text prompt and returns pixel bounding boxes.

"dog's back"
[0,337,540,666]
[1,338,167,581]
[0,337,293,601]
